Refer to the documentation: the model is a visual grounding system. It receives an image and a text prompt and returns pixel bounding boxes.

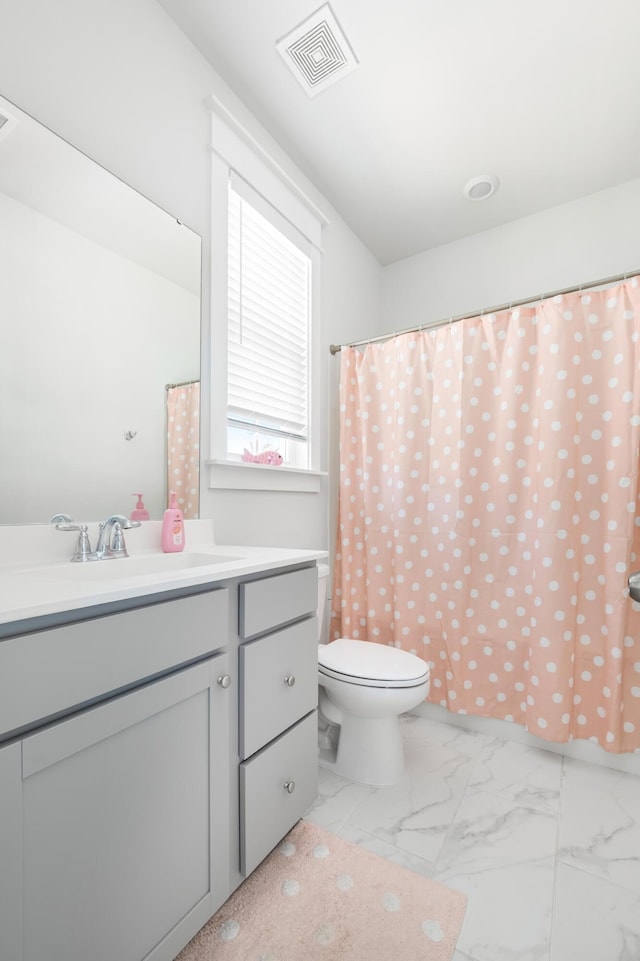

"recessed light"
[463,174,500,201]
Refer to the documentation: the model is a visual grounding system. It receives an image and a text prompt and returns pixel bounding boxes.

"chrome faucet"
[56,514,140,562]
[94,515,141,560]
[56,523,93,562]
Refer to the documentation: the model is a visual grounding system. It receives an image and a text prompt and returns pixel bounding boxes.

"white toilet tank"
[317,563,330,643]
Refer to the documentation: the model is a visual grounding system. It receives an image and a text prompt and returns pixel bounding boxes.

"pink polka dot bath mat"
[176,819,467,960]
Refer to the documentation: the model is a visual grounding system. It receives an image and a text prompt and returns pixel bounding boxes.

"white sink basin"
[29,553,239,581]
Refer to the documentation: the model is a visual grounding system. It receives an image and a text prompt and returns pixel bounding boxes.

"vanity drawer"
[239,566,318,639]
[0,588,228,740]
[239,710,318,876]
[239,617,317,759]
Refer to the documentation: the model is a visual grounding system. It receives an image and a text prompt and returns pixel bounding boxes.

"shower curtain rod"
[328,266,640,355]
[164,378,200,390]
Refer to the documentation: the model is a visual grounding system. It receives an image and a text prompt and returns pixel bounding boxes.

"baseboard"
[410,701,640,776]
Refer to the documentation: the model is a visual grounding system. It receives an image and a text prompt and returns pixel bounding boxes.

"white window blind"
[227,176,311,448]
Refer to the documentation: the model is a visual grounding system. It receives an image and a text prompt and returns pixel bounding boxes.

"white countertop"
[0,520,327,628]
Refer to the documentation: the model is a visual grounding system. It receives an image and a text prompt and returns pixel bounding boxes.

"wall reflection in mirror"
[0,95,201,525]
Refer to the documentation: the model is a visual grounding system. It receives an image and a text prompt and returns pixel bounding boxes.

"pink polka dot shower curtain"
[166,381,200,519]
[332,278,640,753]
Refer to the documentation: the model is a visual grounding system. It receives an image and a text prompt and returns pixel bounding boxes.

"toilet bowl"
[316,566,430,786]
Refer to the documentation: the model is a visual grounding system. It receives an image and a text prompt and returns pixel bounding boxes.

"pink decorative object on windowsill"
[242,448,283,466]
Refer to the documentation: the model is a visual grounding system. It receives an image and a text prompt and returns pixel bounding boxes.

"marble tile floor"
[303,714,640,961]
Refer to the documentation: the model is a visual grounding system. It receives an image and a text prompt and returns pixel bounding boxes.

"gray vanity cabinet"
[0,561,321,961]
[0,587,232,961]
[238,567,318,875]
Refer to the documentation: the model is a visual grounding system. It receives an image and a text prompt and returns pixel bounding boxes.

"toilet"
[316,565,430,787]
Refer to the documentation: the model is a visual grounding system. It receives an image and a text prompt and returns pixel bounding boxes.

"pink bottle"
[161,491,185,553]
[130,493,150,522]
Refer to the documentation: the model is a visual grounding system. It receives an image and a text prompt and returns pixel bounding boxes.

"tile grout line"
[338,784,378,835]
[547,753,567,961]
[412,728,490,961]
[322,773,377,836]
[430,732,490,880]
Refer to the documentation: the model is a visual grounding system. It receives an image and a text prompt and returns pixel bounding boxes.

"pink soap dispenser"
[161,491,185,553]
[130,493,150,522]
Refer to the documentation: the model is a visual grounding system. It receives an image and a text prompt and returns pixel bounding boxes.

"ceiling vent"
[0,109,18,144]
[276,3,359,98]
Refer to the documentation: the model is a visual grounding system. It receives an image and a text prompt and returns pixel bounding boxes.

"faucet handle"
[56,523,93,562]
[108,518,142,558]
[50,513,74,524]
[109,522,130,558]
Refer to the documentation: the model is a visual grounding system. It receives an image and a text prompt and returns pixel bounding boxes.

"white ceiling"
[158,0,640,266]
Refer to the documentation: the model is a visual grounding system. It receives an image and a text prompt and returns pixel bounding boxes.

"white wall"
[0,0,382,549]
[382,177,640,329]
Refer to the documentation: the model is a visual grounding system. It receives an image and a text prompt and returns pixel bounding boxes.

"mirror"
[0,95,201,525]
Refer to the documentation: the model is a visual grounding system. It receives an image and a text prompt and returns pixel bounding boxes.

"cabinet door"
[0,741,21,961]
[240,617,318,758]
[240,711,318,876]
[21,656,230,961]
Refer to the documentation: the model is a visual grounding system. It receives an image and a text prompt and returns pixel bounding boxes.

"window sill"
[206,459,326,493]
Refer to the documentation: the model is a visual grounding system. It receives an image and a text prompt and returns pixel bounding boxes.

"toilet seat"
[318,638,430,689]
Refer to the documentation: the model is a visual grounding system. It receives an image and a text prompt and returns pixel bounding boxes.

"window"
[227,177,311,469]
[207,99,326,490]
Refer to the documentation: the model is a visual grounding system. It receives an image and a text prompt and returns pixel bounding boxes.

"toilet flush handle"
[284,674,296,687]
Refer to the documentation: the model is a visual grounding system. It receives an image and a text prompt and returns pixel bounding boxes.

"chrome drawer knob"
[283,780,296,794]
[217,674,232,689]
[284,674,296,687]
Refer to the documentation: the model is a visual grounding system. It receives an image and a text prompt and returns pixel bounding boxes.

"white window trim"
[206,96,327,493]
[207,459,327,492]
